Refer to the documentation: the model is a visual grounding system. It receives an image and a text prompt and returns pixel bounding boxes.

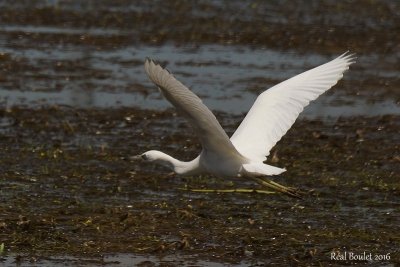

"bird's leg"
[251,177,303,198]
[180,188,276,194]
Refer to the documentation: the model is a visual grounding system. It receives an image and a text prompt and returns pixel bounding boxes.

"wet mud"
[0,0,399,53]
[0,108,399,266]
[0,0,399,266]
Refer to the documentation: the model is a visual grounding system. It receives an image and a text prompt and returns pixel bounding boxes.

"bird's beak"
[130,155,142,161]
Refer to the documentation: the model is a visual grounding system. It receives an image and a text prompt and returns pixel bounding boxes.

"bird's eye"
[141,154,148,160]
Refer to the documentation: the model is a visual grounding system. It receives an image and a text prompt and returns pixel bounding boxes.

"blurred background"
[0,0,399,118]
[0,1,399,266]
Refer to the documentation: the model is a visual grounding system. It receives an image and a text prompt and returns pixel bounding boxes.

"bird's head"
[131,150,165,163]
[132,150,181,173]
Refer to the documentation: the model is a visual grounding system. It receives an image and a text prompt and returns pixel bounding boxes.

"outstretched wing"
[145,59,242,159]
[230,52,356,162]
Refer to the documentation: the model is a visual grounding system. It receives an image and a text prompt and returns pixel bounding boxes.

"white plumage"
[135,53,355,197]
[231,53,355,162]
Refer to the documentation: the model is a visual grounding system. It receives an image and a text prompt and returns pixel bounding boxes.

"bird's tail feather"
[242,163,286,176]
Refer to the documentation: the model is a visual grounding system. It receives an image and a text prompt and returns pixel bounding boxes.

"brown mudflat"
[0,0,399,266]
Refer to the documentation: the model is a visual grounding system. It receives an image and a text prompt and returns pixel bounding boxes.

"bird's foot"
[251,177,304,199]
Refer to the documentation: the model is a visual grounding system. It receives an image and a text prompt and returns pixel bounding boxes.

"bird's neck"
[155,152,200,175]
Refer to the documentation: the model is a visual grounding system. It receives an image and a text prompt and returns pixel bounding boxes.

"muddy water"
[0,42,399,119]
[0,0,399,266]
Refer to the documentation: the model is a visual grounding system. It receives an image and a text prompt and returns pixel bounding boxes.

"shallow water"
[0,41,399,119]
[1,253,242,267]
[4,251,397,267]
[1,1,399,119]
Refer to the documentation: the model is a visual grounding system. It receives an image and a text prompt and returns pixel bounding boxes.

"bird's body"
[200,150,244,178]
[136,53,355,197]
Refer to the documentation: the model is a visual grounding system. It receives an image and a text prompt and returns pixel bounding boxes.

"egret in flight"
[134,53,355,197]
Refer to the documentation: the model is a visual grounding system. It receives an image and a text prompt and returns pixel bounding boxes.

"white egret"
[134,53,355,197]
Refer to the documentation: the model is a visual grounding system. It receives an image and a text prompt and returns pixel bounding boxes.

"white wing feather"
[230,53,356,162]
[144,59,244,160]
